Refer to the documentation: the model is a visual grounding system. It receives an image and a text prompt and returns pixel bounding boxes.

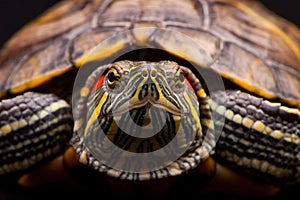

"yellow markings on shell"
[220,72,276,101]
[227,1,300,106]
[29,58,39,77]
[10,68,71,94]
[242,117,254,129]
[75,39,127,67]
[252,121,265,132]
[84,92,108,136]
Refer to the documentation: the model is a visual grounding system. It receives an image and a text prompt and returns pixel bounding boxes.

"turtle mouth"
[109,100,183,118]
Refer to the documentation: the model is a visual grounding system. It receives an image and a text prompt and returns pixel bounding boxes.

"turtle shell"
[0,0,300,109]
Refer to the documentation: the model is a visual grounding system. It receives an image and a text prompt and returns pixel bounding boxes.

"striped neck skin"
[85,60,202,154]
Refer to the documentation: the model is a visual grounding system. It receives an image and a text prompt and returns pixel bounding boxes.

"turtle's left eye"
[106,68,120,89]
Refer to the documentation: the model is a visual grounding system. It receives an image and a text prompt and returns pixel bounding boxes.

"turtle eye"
[106,68,120,89]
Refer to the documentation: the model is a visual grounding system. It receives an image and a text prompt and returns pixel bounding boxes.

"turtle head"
[92,60,198,123]
[100,60,186,117]
[73,60,212,180]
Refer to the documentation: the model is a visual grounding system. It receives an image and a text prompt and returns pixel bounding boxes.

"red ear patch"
[184,78,193,90]
[91,75,105,93]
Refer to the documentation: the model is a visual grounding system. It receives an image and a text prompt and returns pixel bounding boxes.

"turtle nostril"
[150,70,157,78]
[142,69,148,78]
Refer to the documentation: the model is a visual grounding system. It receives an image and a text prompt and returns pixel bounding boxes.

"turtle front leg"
[0,92,73,185]
[197,89,300,197]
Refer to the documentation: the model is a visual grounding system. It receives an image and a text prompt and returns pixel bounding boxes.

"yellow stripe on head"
[84,92,108,136]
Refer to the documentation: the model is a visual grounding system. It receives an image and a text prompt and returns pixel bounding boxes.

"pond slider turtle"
[0,0,299,198]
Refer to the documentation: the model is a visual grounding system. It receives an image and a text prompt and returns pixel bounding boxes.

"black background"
[0,0,300,200]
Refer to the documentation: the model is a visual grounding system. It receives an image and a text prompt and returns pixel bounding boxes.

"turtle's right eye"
[106,68,120,89]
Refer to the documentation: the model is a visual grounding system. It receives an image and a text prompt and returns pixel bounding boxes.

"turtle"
[0,0,299,198]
